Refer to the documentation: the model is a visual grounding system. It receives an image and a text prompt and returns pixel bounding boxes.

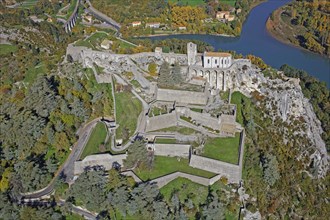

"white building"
[203,52,232,69]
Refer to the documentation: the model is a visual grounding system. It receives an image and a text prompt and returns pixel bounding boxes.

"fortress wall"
[74,154,127,175]
[154,144,191,158]
[189,155,240,183]
[176,108,220,130]
[157,89,207,105]
[145,112,177,132]
[150,172,221,188]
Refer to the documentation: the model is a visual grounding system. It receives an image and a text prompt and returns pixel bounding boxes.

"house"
[132,21,142,27]
[236,8,242,14]
[100,39,112,50]
[216,11,235,22]
[47,17,53,23]
[216,11,230,20]
[178,26,187,31]
[146,22,160,28]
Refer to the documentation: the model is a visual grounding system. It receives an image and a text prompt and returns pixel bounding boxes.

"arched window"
[208,59,210,64]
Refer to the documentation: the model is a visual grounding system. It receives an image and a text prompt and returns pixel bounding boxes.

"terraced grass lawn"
[135,156,216,181]
[80,122,107,160]
[202,133,240,164]
[115,91,142,143]
[155,138,177,144]
[0,44,17,55]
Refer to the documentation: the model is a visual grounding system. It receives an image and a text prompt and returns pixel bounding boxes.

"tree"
[201,192,225,220]
[262,154,280,186]
[148,62,158,76]
[123,140,148,169]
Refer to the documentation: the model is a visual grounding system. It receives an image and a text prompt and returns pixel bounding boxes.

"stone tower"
[187,42,197,66]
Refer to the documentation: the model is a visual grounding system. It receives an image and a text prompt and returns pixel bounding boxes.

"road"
[21,118,102,199]
[85,0,121,30]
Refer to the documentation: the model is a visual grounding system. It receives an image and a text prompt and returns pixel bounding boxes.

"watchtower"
[187,42,197,66]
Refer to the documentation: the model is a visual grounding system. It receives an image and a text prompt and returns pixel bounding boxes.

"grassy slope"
[0,44,17,55]
[135,156,216,181]
[115,91,142,142]
[80,122,107,160]
[203,133,240,164]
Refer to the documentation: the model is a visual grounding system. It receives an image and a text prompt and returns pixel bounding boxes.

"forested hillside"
[267,0,330,56]
[92,0,264,37]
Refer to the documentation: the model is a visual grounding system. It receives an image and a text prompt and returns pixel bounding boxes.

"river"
[148,0,330,85]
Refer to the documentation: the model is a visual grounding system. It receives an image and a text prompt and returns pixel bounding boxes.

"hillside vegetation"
[91,0,264,37]
[267,0,330,56]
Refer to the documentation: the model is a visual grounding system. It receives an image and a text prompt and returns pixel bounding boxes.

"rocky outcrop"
[226,66,328,178]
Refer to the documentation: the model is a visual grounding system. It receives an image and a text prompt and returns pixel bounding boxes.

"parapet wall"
[150,172,221,188]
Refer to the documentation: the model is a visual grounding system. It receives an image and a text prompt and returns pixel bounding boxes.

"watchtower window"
[208,59,210,64]
[215,59,217,64]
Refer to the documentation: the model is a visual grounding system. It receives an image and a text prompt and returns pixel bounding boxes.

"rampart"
[189,155,241,183]
[150,172,221,188]
[145,112,177,132]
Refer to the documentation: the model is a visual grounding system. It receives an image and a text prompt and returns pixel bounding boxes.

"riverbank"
[137,32,236,38]
[265,5,330,58]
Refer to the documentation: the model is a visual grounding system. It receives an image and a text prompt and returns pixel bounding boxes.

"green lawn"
[149,106,167,116]
[135,156,216,181]
[80,122,108,160]
[0,44,17,56]
[115,91,142,143]
[169,0,205,6]
[202,133,240,164]
[156,126,196,135]
[155,138,177,144]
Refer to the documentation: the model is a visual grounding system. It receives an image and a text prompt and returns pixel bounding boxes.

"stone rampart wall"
[150,172,221,188]
[189,155,240,183]
[145,112,177,132]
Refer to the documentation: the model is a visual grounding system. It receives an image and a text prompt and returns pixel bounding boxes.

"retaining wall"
[189,155,241,183]
[145,112,177,132]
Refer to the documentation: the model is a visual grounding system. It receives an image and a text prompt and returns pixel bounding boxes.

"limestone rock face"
[226,66,328,178]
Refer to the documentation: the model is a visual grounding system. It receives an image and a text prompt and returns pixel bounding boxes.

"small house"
[132,21,142,27]
[146,22,160,28]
